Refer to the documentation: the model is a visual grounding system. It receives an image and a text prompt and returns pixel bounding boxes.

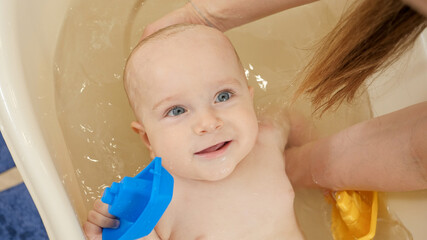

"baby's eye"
[215,91,232,103]
[166,106,186,117]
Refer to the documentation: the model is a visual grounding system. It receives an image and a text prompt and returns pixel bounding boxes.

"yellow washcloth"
[329,191,378,240]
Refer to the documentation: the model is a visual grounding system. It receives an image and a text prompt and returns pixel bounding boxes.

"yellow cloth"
[330,191,378,240]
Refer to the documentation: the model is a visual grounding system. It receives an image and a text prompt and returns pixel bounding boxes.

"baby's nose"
[193,110,223,135]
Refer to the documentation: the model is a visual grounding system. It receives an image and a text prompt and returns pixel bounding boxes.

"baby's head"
[124,24,258,181]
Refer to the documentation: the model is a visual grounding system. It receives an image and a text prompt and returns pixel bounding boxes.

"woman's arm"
[188,0,316,31]
[285,101,427,191]
[142,0,316,38]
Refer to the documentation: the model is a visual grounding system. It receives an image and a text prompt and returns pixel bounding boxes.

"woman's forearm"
[286,101,427,191]
[141,0,317,38]
[192,0,317,31]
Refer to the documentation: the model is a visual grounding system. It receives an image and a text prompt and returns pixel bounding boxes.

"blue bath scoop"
[101,157,174,240]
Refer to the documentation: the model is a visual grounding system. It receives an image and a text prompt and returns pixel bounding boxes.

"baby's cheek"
[155,150,180,174]
[161,159,175,174]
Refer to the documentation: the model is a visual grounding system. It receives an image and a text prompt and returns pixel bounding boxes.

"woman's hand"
[141,2,216,39]
[286,101,427,192]
[141,0,316,39]
[83,199,120,240]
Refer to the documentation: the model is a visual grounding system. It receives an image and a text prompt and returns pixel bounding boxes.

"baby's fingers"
[87,208,120,229]
[83,221,102,240]
[86,199,120,229]
[93,199,115,218]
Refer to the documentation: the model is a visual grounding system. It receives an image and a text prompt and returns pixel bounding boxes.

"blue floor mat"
[0,133,15,174]
[0,183,48,240]
[0,132,48,240]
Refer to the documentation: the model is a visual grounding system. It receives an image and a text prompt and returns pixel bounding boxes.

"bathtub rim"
[0,0,426,239]
[0,0,85,239]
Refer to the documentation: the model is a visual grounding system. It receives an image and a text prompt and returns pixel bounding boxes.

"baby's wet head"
[123,24,245,121]
[122,24,258,181]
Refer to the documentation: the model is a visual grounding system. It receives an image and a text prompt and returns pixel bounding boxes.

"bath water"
[54,0,412,238]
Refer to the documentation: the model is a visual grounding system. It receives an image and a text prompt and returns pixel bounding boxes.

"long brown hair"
[295,0,426,114]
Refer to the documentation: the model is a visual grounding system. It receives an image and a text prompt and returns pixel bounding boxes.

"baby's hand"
[83,199,120,240]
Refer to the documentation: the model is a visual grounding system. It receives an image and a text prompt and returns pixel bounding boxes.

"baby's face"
[128,26,258,181]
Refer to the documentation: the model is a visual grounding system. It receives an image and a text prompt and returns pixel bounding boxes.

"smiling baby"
[84,24,306,240]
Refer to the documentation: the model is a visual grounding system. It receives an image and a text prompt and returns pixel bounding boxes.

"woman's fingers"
[141,3,211,39]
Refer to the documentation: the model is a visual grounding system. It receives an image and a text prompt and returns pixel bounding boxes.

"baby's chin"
[197,145,255,181]
[199,164,237,182]
[171,160,240,182]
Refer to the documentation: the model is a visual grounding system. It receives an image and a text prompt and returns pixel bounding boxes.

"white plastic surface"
[0,0,425,239]
[0,0,85,239]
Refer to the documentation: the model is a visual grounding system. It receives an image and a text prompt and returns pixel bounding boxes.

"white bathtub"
[0,0,426,239]
[0,0,84,239]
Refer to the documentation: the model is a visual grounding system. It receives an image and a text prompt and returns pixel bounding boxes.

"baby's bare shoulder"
[257,119,290,150]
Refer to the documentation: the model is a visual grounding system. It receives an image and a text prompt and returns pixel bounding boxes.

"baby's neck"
[172,152,257,194]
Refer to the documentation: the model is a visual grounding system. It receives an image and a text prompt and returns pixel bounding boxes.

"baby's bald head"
[123,24,245,122]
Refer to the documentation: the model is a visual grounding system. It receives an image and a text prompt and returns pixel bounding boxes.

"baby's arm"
[83,199,161,240]
[285,101,427,191]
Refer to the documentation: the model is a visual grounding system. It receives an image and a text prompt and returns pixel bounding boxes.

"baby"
[84,24,312,239]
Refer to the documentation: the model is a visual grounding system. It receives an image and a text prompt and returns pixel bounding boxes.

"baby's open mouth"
[195,141,231,155]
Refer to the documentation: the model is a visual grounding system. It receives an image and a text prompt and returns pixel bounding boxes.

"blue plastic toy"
[101,157,174,240]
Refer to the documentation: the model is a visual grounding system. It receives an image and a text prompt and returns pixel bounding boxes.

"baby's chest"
[168,169,298,239]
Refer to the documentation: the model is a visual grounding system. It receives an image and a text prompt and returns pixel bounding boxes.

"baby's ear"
[248,86,254,99]
[131,121,153,153]
[131,121,144,134]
